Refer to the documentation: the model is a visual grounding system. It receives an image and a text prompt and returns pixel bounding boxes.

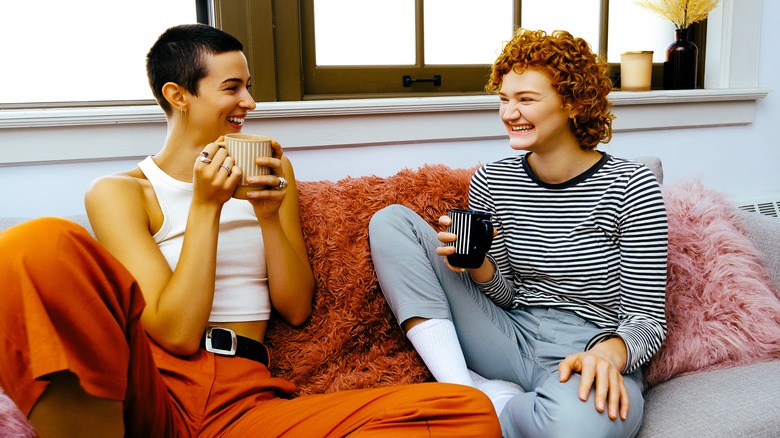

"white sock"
[468,369,524,416]
[406,319,474,386]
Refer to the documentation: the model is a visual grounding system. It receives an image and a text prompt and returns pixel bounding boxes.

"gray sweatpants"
[369,204,645,438]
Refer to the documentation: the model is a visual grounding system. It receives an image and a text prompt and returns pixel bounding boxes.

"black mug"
[445,209,494,269]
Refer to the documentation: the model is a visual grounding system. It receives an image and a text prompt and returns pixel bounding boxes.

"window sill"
[0,88,769,165]
[608,87,770,131]
[0,88,768,129]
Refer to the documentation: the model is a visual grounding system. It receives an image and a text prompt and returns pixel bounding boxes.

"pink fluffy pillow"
[645,179,780,387]
[0,387,35,438]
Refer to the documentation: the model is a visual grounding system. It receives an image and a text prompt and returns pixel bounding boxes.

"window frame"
[0,0,766,164]
[0,0,712,108]
[285,0,708,100]
[296,0,516,99]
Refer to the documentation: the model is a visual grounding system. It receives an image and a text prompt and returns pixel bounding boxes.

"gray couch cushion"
[738,210,780,297]
[0,217,32,231]
[638,360,780,437]
[0,215,93,235]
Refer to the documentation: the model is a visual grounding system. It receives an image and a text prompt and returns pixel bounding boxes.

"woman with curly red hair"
[370,29,668,437]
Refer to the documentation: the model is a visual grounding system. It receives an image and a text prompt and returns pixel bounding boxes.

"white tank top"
[138,156,271,322]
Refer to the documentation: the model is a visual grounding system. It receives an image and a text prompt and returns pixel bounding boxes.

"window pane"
[521,0,601,52]
[0,0,196,105]
[424,0,513,65]
[314,0,415,66]
[608,1,676,63]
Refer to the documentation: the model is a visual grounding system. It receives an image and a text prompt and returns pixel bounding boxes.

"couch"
[2,157,779,437]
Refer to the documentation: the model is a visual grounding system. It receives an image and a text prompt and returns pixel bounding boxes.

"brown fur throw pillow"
[265,164,476,395]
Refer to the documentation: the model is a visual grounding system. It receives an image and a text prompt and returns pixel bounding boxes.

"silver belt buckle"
[205,326,237,356]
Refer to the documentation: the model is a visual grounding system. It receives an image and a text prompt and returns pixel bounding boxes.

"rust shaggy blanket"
[264,164,477,395]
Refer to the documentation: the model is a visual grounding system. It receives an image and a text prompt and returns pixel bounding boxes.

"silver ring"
[220,164,232,174]
[275,177,287,190]
[199,155,212,164]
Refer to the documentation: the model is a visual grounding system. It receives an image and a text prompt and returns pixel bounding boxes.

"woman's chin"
[508,141,533,152]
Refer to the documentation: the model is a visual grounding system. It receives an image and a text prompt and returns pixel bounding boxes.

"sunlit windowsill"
[0,88,770,166]
[0,88,769,130]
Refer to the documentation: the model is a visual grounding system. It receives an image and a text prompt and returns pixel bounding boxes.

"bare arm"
[85,143,239,355]
[243,144,315,326]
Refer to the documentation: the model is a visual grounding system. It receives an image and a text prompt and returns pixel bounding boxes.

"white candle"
[620,51,654,91]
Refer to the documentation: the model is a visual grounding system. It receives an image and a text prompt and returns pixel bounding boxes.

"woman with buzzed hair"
[0,23,500,437]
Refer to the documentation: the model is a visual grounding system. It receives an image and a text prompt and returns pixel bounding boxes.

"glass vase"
[663,28,698,90]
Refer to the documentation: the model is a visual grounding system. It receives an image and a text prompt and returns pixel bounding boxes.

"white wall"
[0,0,777,218]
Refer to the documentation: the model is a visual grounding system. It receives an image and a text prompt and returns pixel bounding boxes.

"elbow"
[166,340,201,357]
[149,329,202,357]
[272,281,314,327]
[141,311,205,357]
[284,307,312,327]
[278,298,312,326]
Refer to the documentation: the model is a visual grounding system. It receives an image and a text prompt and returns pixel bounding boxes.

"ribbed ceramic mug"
[446,209,494,269]
[224,133,273,199]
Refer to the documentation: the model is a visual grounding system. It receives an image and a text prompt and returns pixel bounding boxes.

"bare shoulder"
[85,168,155,242]
[86,168,148,210]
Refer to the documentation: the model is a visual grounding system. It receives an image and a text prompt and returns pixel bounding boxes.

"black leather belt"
[200,326,269,366]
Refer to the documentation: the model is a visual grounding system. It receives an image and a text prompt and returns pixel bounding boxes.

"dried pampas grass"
[635,0,720,29]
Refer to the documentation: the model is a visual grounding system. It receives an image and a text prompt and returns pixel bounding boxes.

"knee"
[544,396,642,438]
[502,378,644,438]
[3,217,89,243]
[368,204,412,237]
[1,217,89,260]
[1,217,118,297]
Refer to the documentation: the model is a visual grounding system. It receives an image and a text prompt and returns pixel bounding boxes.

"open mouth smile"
[510,124,533,132]
[228,116,245,128]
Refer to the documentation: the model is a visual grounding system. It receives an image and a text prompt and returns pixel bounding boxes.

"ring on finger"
[275,176,288,190]
[220,163,232,175]
[199,150,213,164]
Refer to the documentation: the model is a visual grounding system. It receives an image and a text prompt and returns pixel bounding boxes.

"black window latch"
[402,75,442,87]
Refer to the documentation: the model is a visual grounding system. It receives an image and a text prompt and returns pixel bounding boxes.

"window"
[0,0,766,168]
[218,0,700,100]
[299,0,514,97]
[2,0,707,106]
[0,0,198,107]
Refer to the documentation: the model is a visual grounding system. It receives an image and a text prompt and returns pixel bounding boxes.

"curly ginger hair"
[486,29,615,150]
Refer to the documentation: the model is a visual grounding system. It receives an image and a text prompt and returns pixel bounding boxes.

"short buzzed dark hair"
[146,24,244,114]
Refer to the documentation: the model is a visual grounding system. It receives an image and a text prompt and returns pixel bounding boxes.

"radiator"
[735,195,780,218]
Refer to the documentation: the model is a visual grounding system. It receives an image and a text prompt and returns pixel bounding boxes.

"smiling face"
[185,51,256,144]
[498,68,577,153]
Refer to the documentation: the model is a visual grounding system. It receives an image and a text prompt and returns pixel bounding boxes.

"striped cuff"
[474,254,514,308]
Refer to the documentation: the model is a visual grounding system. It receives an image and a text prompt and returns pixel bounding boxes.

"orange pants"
[0,218,499,437]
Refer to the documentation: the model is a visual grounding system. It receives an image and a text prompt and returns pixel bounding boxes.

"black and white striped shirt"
[469,152,668,373]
